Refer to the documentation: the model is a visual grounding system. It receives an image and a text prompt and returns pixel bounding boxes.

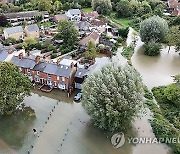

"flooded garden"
[0,29,179,154]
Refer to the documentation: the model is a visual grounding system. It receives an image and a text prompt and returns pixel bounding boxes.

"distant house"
[54,14,67,23]
[74,68,89,89]
[3,26,24,40]
[4,11,49,26]
[79,32,100,46]
[167,0,180,16]
[74,21,90,31]
[66,9,81,21]
[24,24,40,38]
[90,19,106,33]
[81,11,99,20]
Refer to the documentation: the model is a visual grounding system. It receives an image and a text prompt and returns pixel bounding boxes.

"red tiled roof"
[82,11,99,18]
[79,32,99,46]
[168,0,179,8]
[90,19,105,26]
[54,14,67,22]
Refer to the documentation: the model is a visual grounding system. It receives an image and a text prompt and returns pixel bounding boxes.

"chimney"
[27,51,30,57]
[19,53,23,59]
[35,56,41,63]
[57,59,61,65]
[8,50,13,54]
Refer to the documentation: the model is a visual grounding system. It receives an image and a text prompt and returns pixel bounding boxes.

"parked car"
[74,92,82,102]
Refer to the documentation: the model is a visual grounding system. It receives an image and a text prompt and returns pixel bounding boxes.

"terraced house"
[10,54,79,93]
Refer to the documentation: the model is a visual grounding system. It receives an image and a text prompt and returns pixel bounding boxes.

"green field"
[82,7,93,12]
[110,13,131,27]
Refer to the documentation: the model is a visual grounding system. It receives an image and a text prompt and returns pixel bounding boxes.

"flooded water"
[0,28,179,154]
[130,29,180,89]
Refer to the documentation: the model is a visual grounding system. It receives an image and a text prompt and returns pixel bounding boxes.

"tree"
[38,0,52,11]
[92,0,112,16]
[138,1,152,16]
[0,15,8,27]
[56,20,78,50]
[24,37,37,49]
[166,26,180,53]
[54,0,63,12]
[84,41,97,60]
[140,16,169,44]
[0,62,32,115]
[82,64,144,131]
[116,0,133,18]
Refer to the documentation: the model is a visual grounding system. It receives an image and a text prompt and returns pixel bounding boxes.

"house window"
[48,74,51,78]
[37,71,40,75]
[54,81,57,87]
[62,77,65,82]
[57,76,59,80]
[27,69,30,74]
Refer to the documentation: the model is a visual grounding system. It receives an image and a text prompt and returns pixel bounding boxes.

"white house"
[65,9,81,21]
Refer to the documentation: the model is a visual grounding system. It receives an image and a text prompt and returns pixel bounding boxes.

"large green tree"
[92,0,112,16]
[38,0,52,11]
[82,64,144,131]
[140,16,169,44]
[116,0,133,18]
[84,41,97,60]
[56,20,78,50]
[0,63,32,115]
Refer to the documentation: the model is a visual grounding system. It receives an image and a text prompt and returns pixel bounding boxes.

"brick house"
[10,54,77,91]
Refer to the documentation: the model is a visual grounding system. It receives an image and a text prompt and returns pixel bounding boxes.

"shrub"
[4,37,16,45]
[118,27,129,38]
[117,36,124,43]
[144,42,162,56]
[51,53,57,59]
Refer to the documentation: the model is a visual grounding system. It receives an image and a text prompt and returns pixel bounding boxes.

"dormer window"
[37,71,40,75]
[48,74,51,78]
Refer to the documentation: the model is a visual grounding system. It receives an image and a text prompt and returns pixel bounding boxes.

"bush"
[51,53,57,59]
[118,27,129,38]
[143,85,153,100]
[117,36,124,43]
[4,37,16,45]
[121,45,134,60]
[144,42,162,56]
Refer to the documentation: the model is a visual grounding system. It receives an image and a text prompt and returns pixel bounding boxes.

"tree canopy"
[140,16,169,44]
[84,41,97,60]
[56,20,78,51]
[0,62,32,115]
[82,64,144,131]
[92,0,112,16]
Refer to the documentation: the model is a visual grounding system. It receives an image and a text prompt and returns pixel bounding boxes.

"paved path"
[31,102,84,154]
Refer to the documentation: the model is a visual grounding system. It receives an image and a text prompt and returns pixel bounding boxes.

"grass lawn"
[110,12,132,27]
[82,7,93,12]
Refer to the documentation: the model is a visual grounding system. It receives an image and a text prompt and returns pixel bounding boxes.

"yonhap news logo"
[111,132,125,148]
[111,132,180,149]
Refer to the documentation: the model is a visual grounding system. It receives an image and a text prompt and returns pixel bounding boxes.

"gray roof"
[75,68,89,78]
[0,51,9,62]
[33,62,47,72]
[4,26,23,35]
[68,9,81,15]
[75,21,89,30]
[10,56,36,69]
[26,24,39,32]
[55,65,72,78]
[4,11,49,19]
[0,44,16,52]
[43,63,72,78]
